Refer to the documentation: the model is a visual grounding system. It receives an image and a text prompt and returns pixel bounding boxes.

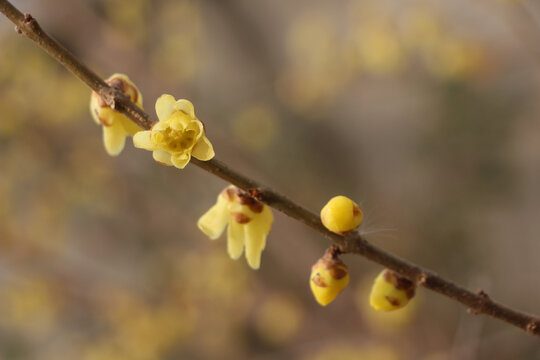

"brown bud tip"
[526,321,538,334]
[221,186,264,213]
[416,273,428,286]
[383,270,416,300]
[314,246,348,278]
[477,290,489,298]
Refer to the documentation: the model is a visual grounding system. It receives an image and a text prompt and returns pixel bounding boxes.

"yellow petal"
[152,120,170,132]
[120,116,142,136]
[108,73,130,82]
[133,86,143,108]
[175,99,195,118]
[90,94,102,125]
[152,150,173,166]
[97,107,119,127]
[191,136,215,161]
[102,120,126,156]
[244,223,267,270]
[190,119,204,134]
[227,219,245,260]
[171,153,191,169]
[197,196,229,240]
[155,94,176,121]
[168,111,190,131]
[132,130,155,150]
[259,206,274,233]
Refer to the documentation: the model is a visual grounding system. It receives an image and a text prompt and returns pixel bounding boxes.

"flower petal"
[175,99,195,118]
[192,136,215,161]
[120,116,143,136]
[244,227,265,270]
[171,153,191,169]
[152,150,173,166]
[189,119,204,137]
[169,111,190,131]
[244,207,273,269]
[155,94,176,121]
[227,219,245,260]
[197,196,229,240]
[90,94,102,125]
[103,120,126,156]
[132,130,155,150]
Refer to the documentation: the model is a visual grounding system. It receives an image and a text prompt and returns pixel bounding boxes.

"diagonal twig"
[1,0,539,337]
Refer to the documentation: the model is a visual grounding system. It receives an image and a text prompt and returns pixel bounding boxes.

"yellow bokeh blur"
[306,343,400,360]
[232,104,278,151]
[254,293,303,345]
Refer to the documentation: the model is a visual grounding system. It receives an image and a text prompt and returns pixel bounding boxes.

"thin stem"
[1,0,540,337]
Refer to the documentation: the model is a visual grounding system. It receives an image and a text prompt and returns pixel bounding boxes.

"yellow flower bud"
[133,94,215,169]
[90,73,143,156]
[320,196,363,234]
[197,186,273,270]
[309,247,350,306]
[369,269,416,311]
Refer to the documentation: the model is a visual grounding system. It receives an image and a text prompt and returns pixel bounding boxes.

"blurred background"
[1,0,540,358]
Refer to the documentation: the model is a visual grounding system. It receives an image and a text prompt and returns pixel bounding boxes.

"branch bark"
[1,0,539,337]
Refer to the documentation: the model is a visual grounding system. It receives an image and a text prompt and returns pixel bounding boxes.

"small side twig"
[1,0,540,337]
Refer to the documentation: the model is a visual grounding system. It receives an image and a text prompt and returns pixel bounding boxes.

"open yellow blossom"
[310,247,350,306]
[90,73,143,156]
[321,196,363,234]
[133,94,214,169]
[369,269,416,311]
[197,186,273,270]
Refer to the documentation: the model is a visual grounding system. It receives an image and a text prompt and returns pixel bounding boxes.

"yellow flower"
[197,186,273,269]
[133,94,214,169]
[369,269,416,311]
[320,196,363,234]
[309,247,350,306]
[90,73,143,156]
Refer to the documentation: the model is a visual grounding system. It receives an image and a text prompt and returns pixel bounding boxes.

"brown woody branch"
[1,0,540,337]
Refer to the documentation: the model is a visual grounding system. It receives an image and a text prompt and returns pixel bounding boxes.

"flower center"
[153,127,197,153]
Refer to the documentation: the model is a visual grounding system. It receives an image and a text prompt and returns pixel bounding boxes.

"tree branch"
[1,0,539,337]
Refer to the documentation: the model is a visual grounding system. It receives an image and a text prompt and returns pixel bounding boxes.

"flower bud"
[310,247,350,306]
[320,196,363,234]
[369,269,416,311]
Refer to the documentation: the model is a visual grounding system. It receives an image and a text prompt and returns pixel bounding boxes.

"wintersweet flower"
[309,247,350,306]
[133,95,214,169]
[369,269,416,311]
[90,73,143,156]
[197,186,273,269]
[320,195,363,234]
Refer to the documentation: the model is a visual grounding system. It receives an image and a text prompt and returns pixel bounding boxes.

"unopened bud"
[310,247,350,306]
[320,196,363,234]
[369,269,416,311]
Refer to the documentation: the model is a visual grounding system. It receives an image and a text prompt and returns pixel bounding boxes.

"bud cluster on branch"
[1,0,540,338]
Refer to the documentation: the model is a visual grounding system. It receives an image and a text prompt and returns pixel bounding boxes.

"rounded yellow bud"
[320,196,363,234]
[310,247,350,306]
[369,269,416,311]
